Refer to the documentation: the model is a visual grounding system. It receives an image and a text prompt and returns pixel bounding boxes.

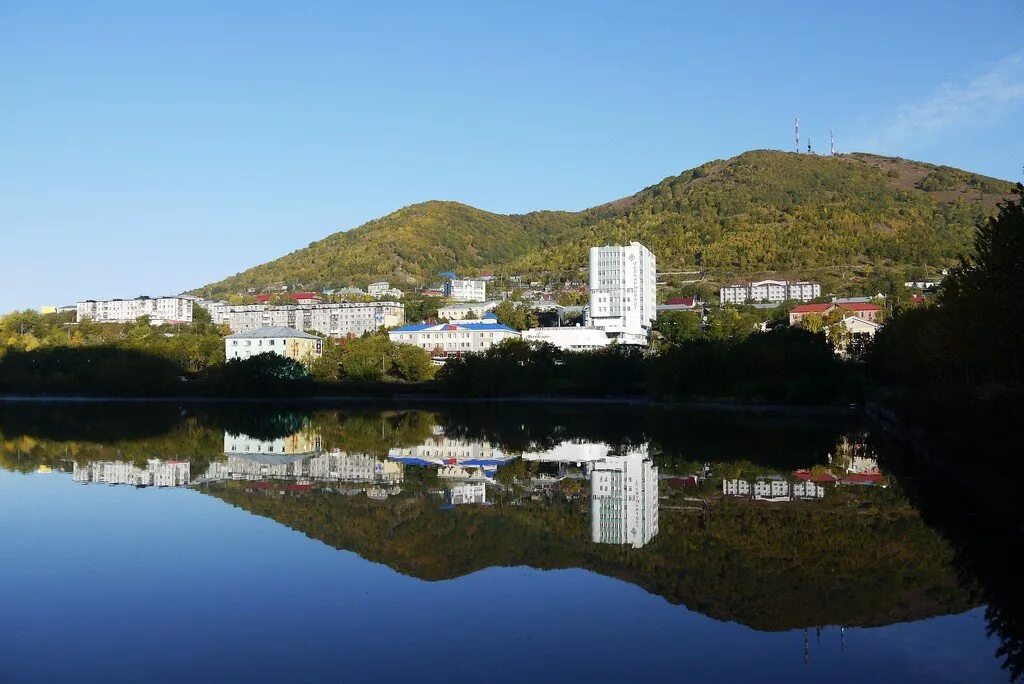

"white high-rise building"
[589,447,659,548]
[588,242,657,341]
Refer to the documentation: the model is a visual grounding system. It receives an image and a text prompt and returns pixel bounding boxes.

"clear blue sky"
[3,0,1022,312]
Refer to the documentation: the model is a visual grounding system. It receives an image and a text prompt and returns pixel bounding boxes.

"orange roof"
[790,303,832,314]
[838,302,881,312]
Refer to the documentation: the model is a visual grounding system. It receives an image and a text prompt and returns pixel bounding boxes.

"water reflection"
[0,404,1019,680]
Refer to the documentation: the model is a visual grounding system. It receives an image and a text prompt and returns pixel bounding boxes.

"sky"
[2,0,1023,312]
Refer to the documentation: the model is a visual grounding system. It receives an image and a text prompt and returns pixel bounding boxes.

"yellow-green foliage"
[194,151,1013,298]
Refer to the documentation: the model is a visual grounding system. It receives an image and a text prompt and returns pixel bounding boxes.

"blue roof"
[389,322,518,334]
[481,312,498,320]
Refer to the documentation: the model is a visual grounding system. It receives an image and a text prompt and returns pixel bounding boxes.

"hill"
[193,150,1015,298]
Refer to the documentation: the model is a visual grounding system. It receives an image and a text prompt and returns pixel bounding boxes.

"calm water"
[0,402,1016,683]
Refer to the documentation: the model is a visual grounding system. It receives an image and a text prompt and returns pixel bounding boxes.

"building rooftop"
[390,321,517,334]
[225,326,323,340]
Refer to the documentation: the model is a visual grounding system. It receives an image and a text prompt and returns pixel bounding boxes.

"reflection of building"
[521,441,616,465]
[590,447,659,548]
[224,431,322,457]
[388,429,512,479]
[73,459,190,487]
[448,483,487,505]
[204,450,403,485]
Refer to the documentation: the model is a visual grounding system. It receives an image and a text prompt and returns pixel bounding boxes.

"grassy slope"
[195,151,1014,298]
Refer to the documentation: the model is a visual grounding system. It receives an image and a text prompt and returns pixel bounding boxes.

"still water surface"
[0,403,1015,682]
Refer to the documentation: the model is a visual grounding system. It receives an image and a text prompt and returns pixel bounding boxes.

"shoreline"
[0,393,860,415]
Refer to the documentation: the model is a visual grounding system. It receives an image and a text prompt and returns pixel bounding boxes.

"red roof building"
[789,302,883,325]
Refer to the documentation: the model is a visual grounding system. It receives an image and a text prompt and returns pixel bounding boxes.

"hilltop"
[193,150,1015,298]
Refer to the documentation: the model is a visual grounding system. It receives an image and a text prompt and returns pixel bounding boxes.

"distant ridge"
[193,150,1015,298]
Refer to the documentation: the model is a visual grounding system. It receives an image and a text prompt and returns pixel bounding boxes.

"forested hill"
[194,150,1015,298]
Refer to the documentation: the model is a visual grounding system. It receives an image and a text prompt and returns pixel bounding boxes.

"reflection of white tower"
[589,446,659,548]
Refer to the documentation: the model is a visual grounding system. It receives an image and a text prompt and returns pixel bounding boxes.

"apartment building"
[444,278,487,302]
[719,280,821,305]
[210,301,404,337]
[224,326,323,363]
[388,319,520,357]
[76,296,193,325]
[73,459,190,487]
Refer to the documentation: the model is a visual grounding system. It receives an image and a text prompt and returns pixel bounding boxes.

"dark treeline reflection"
[0,401,1018,671]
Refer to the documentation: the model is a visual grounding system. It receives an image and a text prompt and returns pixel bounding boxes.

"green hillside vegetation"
[202,479,970,631]
[194,151,1014,299]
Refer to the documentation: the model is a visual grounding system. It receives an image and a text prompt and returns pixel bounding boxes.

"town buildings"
[444,278,487,302]
[73,459,190,487]
[224,326,323,363]
[590,447,659,548]
[210,301,404,337]
[204,450,404,485]
[448,483,487,505]
[721,478,825,501]
[788,302,883,325]
[76,296,193,325]
[438,301,498,320]
[255,292,321,305]
[367,281,404,298]
[719,280,822,305]
[388,319,520,358]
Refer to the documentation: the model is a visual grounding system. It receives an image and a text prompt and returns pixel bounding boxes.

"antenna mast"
[795,116,800,153]
[830,129,836,156]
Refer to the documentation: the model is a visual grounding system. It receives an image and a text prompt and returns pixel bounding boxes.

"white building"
[76,296,193,325]
[719,280,821,305]
[367,281,390,296]
[521,325,614,351]
[722,477,825,501]
[224,326,323,363]
[438,301,498,321]
[448,483,487,505]
[521,441,617,465]
[204,449,403,485]
[388,427,511,477]
[388,319,520,358]
[73,459,190,487]
[590,447,659,548]
[444,279,487,302]
[588,242,657,339]
[210,301,404,337]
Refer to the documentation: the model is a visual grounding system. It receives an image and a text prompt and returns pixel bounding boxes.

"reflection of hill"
[201,481,971,631]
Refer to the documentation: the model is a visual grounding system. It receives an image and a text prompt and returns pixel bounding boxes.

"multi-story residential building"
[73,459,190,487]
[76,296,193,325]
[438,301,498,320]
[223,431,322,457]
[444,278,487,302]
[204,449,404,485]
[367,281,390,297]
[588,242,657,338]
[387,428,512,480]
[721,478,826,501]
[719,280,822,305]
[590,447,659,548]
[788,302,882,326]
[224,326,323,363]
[388,319,520,358]
[255,292,321,305]
[448,483,487,506]
[210,301,404,337]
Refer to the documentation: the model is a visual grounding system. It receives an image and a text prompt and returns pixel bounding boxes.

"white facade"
[719,280,821,305]
[76,296,193,325]
[204,449,403,485]
[590,447,659,548]
[367,281,390,296]
[73,459,190,487]
[211,301,404,337]
[224,326,323,362]
[438,301,498,320]
[445,279,487,302]
[388,320,520,356]
[721,478,825,501]
[448,483,487,505]
[522,326,613,352]
[387,428,510,466]
[588,242,656,341]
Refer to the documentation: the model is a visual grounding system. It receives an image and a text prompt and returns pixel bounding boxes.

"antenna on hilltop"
[795,116,800,153]
[830,129,836,156]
